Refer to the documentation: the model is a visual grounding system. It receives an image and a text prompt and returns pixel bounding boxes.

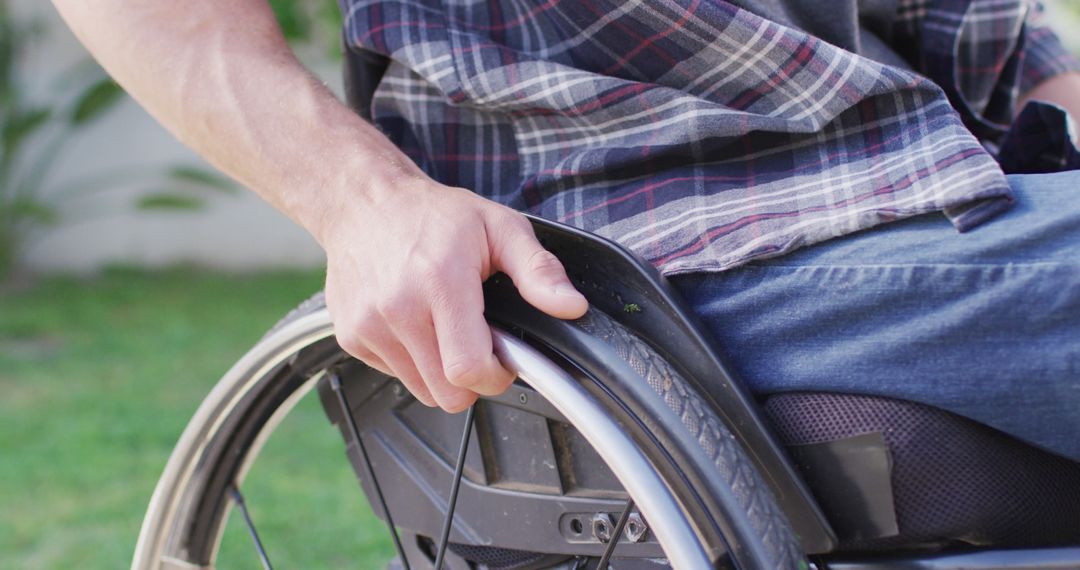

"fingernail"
[554,283,584,298]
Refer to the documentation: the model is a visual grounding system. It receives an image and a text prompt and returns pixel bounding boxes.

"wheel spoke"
[227,486,274,570]
[329,371,412,570]
[433,403,477,570]
[597,498,635,570]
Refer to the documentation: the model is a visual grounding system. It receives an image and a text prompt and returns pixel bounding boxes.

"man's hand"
[322,178,587,412]
[51,0,587,411]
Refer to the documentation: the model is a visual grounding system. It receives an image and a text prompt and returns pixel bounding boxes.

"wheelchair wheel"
[131,289,804,569]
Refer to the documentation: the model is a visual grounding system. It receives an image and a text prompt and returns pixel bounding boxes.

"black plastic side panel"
[524,215,836,554]
[788,433,898,541]
[317,361,664,559]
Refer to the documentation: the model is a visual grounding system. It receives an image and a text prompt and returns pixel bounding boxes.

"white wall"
[12,0,328,274]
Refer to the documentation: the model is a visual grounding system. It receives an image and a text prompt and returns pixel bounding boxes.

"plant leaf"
[167,165,237,193]
[3,107,52,155]
[69,78,125,125]
[8,198,58,225]
[136,193,205,211]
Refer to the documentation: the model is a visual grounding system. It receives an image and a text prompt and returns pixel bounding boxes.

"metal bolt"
[591,513,615,543]
[624,513,648,542]
[519,392,528,405]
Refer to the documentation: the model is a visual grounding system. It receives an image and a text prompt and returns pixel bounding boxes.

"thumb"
[490,218,588,319]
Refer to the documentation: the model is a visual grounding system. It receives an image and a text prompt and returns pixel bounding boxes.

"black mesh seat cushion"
[763,392,1080,551]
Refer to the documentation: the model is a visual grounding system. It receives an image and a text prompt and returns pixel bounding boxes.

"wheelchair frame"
[132,211,1080,569]
[131,42,1080,570]
[341,44,1080,568]
[520,219,1080,569]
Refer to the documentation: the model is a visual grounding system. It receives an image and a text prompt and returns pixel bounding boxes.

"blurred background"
[2,1,1079,568]
[1,0,395,568]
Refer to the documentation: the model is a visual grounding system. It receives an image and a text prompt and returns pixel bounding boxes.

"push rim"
[131,307,715,569]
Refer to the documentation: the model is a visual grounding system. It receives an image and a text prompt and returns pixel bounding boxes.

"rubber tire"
[133,291,804,570]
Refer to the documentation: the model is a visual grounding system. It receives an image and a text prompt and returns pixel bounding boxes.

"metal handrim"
[132,308,713,569]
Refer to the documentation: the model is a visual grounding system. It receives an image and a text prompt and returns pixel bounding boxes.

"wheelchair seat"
[764,392,1080,551]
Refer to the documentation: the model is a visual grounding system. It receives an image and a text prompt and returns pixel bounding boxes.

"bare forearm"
[50,0,421,242]
[53,0,587,412]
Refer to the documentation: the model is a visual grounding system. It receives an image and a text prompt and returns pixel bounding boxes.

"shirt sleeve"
[1019,1,1080,95]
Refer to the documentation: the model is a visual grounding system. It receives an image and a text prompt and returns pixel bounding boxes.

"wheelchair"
[129,50,1080,570]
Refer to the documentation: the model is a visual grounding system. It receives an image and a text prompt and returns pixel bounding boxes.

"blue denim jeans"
[670,171,1080,461]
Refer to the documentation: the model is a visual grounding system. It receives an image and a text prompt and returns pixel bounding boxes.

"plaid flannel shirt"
[341,0,1080,274]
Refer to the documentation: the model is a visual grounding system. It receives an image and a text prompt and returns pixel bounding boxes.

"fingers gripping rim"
[136,291,804,569]
[269,291,804,568]
[134,295,711,568]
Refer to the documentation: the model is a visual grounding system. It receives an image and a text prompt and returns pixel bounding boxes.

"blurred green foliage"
[0,0,238,280]
[0,268,393,568]
[270,0,344,59]
[0,0,342,279]
[1056,0,1080,53]
[0,0,123,277]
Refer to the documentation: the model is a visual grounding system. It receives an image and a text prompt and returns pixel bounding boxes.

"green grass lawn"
[0,267,394,569]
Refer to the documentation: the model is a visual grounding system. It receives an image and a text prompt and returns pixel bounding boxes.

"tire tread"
[576,309,804,570]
